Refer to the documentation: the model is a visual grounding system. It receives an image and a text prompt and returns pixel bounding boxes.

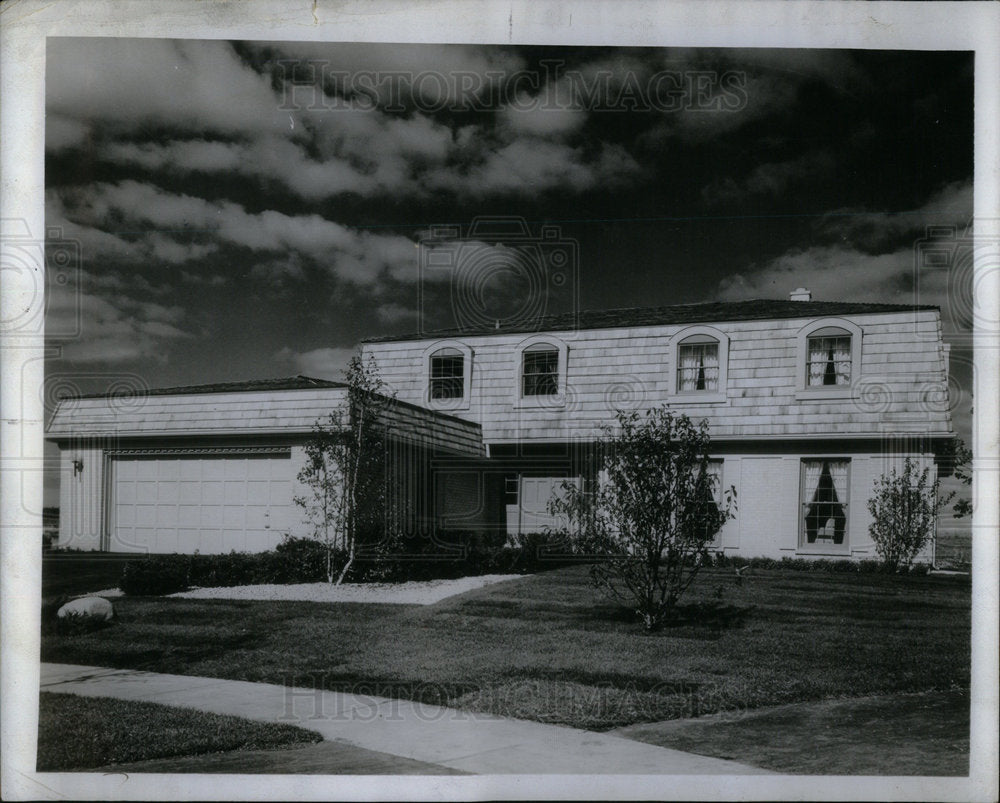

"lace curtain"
[679,343,719,391]
[808,336,851,386]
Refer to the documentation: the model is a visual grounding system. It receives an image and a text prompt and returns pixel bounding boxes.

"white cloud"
[716,245,931,305]
[702,151,837,205]
[46,280,194,365]
[818,180,972,250]
[46,38,294,141]
[54,180,420,285]
[426,138,640,196]
[375,302,419,325]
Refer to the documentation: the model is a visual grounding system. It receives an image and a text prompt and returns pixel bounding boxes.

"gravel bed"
[165,574,525,605]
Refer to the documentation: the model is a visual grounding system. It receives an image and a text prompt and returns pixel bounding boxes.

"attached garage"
[47,376,485,554]
[108,450,293,554]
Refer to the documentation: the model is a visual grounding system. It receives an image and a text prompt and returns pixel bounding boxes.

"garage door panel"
[224,459,248,479]
[202,461,226,480]
[158,483,179,503]
[135,461,158,480]
[200,506,223,527]
[135,504,157,527]
[177,528,201,553]
[223,507,245,529]
[179,481,201,504]
[247,460,271,479]
[156,505,178,526]
[136,482,158,503]
[202,481,223,504]
[270,481,291,505]
[247,480,270,500]
[224,481,246,504]
[157,460,180,480]
[177,505,200,527]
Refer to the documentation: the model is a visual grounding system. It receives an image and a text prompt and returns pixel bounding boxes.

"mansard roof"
[362,299,939,343]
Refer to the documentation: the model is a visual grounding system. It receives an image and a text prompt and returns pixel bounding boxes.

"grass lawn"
[614,690,969,775]
[37,692,321,771]
[40,564,971,733]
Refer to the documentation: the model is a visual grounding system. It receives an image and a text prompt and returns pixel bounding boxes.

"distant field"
[935,531,972,571]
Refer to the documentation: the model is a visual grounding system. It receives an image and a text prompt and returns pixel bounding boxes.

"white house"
[48,292,955,560]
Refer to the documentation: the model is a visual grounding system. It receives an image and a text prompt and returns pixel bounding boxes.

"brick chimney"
[790,287,812,302]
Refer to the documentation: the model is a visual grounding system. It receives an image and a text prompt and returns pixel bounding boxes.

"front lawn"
[40,565,970,731]
[37,692,321,771]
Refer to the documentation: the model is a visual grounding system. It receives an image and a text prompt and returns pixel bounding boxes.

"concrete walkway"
[41,663,770,775]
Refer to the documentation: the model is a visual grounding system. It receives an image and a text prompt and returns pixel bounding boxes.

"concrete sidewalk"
[41,663,770,775]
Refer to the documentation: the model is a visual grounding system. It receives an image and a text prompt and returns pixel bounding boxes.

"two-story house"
[47,291,955,561]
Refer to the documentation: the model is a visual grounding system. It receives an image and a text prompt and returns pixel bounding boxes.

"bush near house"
[118,531,579,595]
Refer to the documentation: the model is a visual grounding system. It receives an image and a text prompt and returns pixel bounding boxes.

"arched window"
[806,327,852,387]
[430,348,464,400]
[668,326,729,401]
[424,341,472,408]
[677,334,721,392]
[795,319,862,399]
[514,335,568,407]
[522,343,559,397]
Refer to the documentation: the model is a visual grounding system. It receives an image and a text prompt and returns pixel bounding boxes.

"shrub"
[868,458,952,571]
[270,536,338,583]
[120,555,192,595]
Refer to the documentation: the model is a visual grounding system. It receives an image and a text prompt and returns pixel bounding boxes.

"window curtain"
[679,348,700,391]
[833,340,852,385]
[807,341,827,386]
[701,345,719,390]
[803,460,849,545]
[828,460,849,502]
[802,461,824,543]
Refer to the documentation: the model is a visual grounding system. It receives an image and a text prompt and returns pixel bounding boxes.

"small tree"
[867,458,954,571]
[941,436,973,519]
[548,407,736,631]
[294,354,391,584]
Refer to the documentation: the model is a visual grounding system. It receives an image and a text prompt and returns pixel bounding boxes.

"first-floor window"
[691,459,724,542]
[800,459,850,549]
[504,475,519,506]
[430,349,464,400]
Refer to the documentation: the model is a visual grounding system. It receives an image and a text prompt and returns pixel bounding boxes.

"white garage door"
[110,452,294,554]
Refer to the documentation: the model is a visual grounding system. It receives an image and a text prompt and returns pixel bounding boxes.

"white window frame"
[795,318,862,400]
[797,457,851,555]
[423,340,472,411]
[667,325,729,403]
[513,334,568,409]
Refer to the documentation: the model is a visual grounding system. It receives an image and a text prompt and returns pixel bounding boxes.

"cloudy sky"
[44,39,974,504]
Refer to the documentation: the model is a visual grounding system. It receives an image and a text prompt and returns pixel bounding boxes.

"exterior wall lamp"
[72,459,84,477]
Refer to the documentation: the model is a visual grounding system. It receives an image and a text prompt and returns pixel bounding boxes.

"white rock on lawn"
[57,596,114,621]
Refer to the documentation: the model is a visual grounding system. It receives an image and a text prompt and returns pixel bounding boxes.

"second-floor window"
[522,346,559,396]
[806,331,852,387]
[677,338,720,392]
[430,349,464,400]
